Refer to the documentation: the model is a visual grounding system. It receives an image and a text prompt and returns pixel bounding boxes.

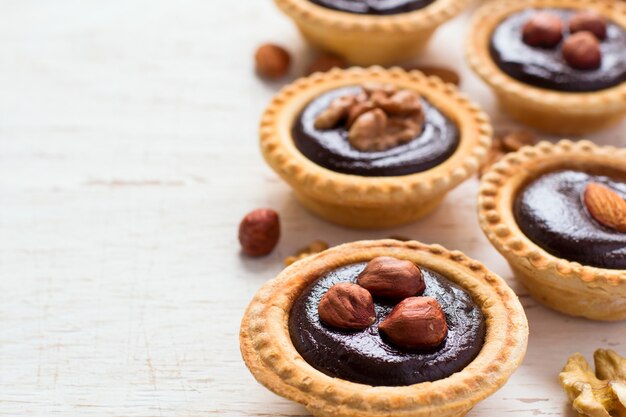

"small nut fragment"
[238,209,280,256]
[404,66,461,86]
[284,240,329,266]
[500,130,536,153]
[560,349,626,417]
[357,256,425,299]
[479,130,536,177]
[318,283,376,330]
[563,31,602,70]
[306,54,347,75]
[583,183,626,232]
[569,11,607,40]
[255,43,291,80]
[388,235,411,241]
[379,297,448,349]
[522,12,564,48]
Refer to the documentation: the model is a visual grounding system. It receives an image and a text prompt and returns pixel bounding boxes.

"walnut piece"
[560,349,626,417]
[314,83,425,152]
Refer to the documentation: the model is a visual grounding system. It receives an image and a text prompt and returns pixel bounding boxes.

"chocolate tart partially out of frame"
[466,0,626,135]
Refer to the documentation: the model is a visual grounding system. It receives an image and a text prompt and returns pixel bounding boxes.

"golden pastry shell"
[240,240,529,417]
[478,140,626,290]
[466,0,626,121]
[259,66,492,208]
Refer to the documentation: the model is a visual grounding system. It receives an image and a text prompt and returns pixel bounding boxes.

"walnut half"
[560,349,626,417]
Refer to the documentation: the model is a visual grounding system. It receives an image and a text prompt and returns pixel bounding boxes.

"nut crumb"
[479,130,536,177]
[284,240,329,266]
[404,66,461,86]
[306,54,347,75]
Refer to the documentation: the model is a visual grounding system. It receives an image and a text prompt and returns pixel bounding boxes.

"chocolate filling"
[514,170,626,269]
[308,0,436,15]
[490,8,626,92]
[293,86,460,177]
[289,262,486,386]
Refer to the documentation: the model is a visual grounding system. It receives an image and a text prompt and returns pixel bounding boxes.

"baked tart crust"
[466,0,626,135]
[273,0,471,65]
[260,67,492,229]
[478,140,626,321]
[240,239,529,417]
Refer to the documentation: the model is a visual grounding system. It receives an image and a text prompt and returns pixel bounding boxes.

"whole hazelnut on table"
[318,283,376,330]
[255,43,291,80]
[522,12,564,47]
[563,31,602,70]
[569,11,607,40]
[238,208,280,256]
[357,256,425,299]
[379,296,448,349]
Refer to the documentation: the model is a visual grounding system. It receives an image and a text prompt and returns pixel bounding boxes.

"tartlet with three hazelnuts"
[467,0,626,134]
[240,239,528,417]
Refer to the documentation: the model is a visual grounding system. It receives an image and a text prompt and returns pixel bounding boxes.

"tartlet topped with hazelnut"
[260,67,491,229]
[466,0,626,134]
[479,140,626,320]
[240,239,528,417]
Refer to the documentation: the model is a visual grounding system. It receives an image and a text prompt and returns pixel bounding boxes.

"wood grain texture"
[0,0,624,416]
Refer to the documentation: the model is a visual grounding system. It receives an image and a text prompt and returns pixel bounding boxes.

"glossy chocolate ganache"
[514,170,626,270]
[308,0,436,15]
[293,86,460,177]
[490,8,626,92]
[289,262,486,386]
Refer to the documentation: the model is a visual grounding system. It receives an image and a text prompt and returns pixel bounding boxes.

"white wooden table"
[0,1,624,416]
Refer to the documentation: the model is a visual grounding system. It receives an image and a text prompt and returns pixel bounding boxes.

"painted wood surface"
[0,1,624,416]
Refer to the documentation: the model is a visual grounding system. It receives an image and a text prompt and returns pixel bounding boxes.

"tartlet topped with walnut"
[260,67,491,229]
[240,239,528,417]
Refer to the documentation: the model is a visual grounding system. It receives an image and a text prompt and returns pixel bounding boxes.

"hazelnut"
[569,11,607,40]
[238,209,280,256]
[522,12,564,48]
[379,297,448,349]
[255,43,291,80]
[318,283,376,330]
[306,54,347,75]
[357,256,425,299]
[563,31,602,70]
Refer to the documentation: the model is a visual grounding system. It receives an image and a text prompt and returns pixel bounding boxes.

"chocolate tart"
[478,140,626,321]
[273,0,471,65]
[240,240,529,417]
[260,67,492,229]
[466,0,626,135]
